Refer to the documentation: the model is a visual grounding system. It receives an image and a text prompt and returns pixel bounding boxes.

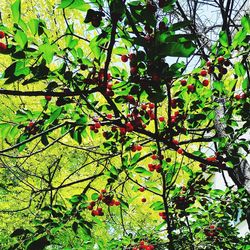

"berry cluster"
[87,190,120,217]
[132,240,155,250]
[205,224,222,238]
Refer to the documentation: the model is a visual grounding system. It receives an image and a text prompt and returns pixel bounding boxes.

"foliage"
[0,0,249,249]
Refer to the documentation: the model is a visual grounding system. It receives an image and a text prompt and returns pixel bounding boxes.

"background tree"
[0,0,249,249]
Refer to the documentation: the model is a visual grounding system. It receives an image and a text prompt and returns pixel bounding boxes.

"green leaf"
[39,44,57,64]
[134,167,152,177]
[58,0,90,11]
[159,41,196,57]
[46,107,63,125]
[11,0,21,23]
[219,31,228,47]
[14,61,30,76]
[241,15,250,32]
[234,62,246,77]
[213,81,223,93]
[28,19,40,36]
[113,47,128,55]
[110,165,118,176]
[150,201,164,211]
[130,152,141,166]
[14,30,28,48]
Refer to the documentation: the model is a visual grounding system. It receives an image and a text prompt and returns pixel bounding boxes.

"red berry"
[126,95,135,104]
[200,70,207,77]
[151,154,158,160]
[172,139,179,145]
[148,103,155,109]
[119,127,126,135]
[187,84,195,93]
[129,53,136,61]
[28,121,35,127]
[130,66,138,75]
[45,95,52,101]
[125,122,134,132]
[209,225,215,229]
[171,99,177,108]
[139,187,145,192]
[121,55,128,62]
[159,116,165,122]
[0,31,5,39]
[235,94,241,100]
[202,79,209,86]
[141,197,146,202]
[177,148,184,155]
[131,145,137,152]
[95,122,101,129]
[90,201,96,206]
[106,114,113,119]
[115,201,120,206]
[206,156,217,162]
[166,157,171,162]
[241,93,247,99]
[206,61,212,67]
[111,126,117,132]
[180,79,187,86]
[87,205,93,210]
[0,42,7,52]
[218,56,224,64]
[101,189,106,193]
[141,103,147,110]
[136,145,142,151]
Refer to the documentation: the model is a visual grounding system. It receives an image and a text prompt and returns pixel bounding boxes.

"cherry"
[206,61,212,67]
[180,79,187,86]
[235,94,241,100]
[119,127,126,135]
[151,154,158,160]
[90,201,96,206]
[136,145,142,151]
[106,114,113,119]
[126,95,135,104]
[202,79,209,86]
[172,139,179,145]
[148,103,155,109]
[130,66,138,75]
[241,93,247,99]
[206,156,217,162]
[80,64,88,70]
[125,122,134,132]
[28,121,35,127]
[159,116,165,122]
[200,69,207,77]
[141,197,146,202]
[45,95,52,101]
[141,103,147,110]
[0,31,5,39]
[139,187,145,192]
[208,66,215,74]
[121,55,128,62]
[177,148,184,155]
[95,122,101,129]
[0,42,7,52]
[114,201,120,206]
[131,145,137,152]
[187,84,195,93]
[217,56,225,64]
[166,157,171,162]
